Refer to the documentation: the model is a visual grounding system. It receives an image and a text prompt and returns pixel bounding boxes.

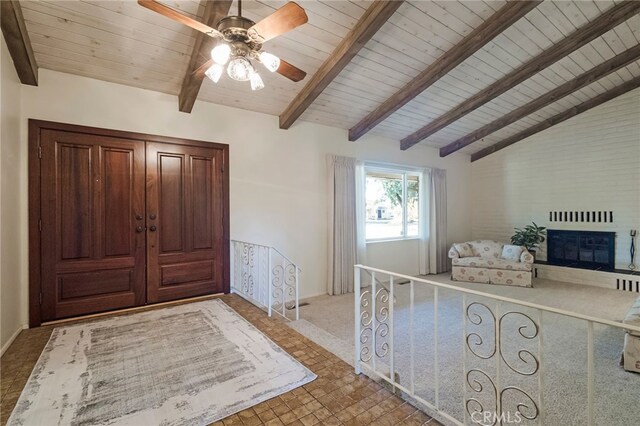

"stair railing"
[230,239,300,320]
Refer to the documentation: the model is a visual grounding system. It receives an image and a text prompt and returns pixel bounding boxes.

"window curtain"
[419,168,448,274]
[327,155,366,295]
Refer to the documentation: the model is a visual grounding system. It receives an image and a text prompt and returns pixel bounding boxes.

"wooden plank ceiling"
[15,0,640,160]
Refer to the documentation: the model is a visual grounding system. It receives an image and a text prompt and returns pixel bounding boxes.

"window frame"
[364,165,421,243]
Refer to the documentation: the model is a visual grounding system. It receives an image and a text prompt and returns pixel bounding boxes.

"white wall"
[1,35,27,351]
[471,89,640,269]
[8,68,472,325]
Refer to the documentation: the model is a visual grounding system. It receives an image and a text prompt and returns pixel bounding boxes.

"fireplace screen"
[547,230,615,270]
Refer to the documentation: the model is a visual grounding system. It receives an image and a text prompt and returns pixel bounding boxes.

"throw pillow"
[501,245,524,261]
[453,242,474,258]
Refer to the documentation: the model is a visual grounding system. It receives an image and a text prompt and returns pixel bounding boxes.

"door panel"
[40,130,146,321]
[158,154,184,253]
[103,149,135,257]
[59,144,92,260]
[191,157,214,250]
[146,142,224,302]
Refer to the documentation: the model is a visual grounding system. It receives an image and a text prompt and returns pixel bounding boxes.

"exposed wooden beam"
[348,1,541,142]
[401,1,640,150]
[441,43,640,157]
[278,0,403,130]
[178,0,232,113]
[1,0,38,85]
[470,76,640,162]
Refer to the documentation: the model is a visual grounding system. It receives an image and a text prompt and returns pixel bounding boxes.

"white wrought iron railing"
[354,264,640,426]
[231,239,300,320]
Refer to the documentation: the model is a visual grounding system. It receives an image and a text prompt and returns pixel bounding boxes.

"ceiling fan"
[138,0,308,91]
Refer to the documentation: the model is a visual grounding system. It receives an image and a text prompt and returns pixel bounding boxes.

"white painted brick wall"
[471,88,640,270]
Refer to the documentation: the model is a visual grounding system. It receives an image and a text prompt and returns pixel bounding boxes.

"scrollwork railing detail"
[360,290,373,363]
[499,312,540,376]
[466,369,498,426]
[466,302,497,360]
[465,302,540,424]
[241,243,254,267]
[271,262,297,313]
[374,287,390,359]
[500,387,539,421]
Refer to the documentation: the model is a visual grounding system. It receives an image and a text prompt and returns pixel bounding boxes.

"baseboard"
[41,293,224,327]
[1,324,27,356]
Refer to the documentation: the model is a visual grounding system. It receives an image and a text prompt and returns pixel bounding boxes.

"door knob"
[149,225,157,232]
[136,226,144,233]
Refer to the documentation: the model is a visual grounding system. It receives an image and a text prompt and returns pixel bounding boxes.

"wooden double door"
[30,121,229,325]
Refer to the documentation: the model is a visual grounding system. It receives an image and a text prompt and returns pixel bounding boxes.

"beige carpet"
[9,299,316,426]
[291,274,640,426]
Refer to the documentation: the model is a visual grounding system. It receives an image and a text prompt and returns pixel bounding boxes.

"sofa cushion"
[501,245,524,261]
[452,256,532,271]
[624,297,640,337]
[469,240,503,259]
[453,242,474,258]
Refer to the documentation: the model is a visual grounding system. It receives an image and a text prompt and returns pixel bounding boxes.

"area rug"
[7,299,316,426]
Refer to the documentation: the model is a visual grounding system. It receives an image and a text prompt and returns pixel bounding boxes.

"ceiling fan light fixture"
[211,43,231,65]
[205,63,224,83]
[227,57,253,82]
[250,72,265,91]
[259,52,280,72]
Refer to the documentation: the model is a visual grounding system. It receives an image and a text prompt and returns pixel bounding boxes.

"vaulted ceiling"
[4,1,640,160]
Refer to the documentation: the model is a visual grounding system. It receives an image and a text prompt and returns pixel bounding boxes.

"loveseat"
[623,296,640,373]
[448,240,534,287]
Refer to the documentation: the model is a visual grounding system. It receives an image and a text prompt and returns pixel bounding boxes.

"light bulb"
[211,43,230,65]
[205,63,224,83]
[227,57,253,81]
[259,52,280,72]
[250,72,264,91]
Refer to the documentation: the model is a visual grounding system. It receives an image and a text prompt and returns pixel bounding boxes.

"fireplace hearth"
[547,230,615,271]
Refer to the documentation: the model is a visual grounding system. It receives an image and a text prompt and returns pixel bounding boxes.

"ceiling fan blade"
[194,59,214,78]
[248,2,308,43]
[277,59,306,82]
[138,0,221,37]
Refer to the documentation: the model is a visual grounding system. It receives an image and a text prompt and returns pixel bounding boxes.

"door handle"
[149,225,157,232]
[136,226,145,233]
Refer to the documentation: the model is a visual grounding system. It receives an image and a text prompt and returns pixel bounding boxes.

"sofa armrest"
[520,249,534,264]
[448,245,460,259]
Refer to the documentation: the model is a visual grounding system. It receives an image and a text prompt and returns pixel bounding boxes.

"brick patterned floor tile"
[0,295,441,426]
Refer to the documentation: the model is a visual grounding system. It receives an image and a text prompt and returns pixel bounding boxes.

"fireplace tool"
[631,229,637,270]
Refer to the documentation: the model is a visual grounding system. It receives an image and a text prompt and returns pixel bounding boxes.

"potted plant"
[511,222,546,260]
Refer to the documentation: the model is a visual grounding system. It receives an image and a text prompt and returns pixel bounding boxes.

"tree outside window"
[365,168,420,241]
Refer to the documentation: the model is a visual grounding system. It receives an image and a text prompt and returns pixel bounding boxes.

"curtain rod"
[363,160,444,173]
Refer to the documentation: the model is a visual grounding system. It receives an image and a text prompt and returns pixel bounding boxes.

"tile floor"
[0,294,440,426]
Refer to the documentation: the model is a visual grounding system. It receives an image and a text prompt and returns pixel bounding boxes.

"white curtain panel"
[430,169,448,273]
[355,160,367,265]
[419,169,431,275]
[327,155,358,295]
[419,168,448,274]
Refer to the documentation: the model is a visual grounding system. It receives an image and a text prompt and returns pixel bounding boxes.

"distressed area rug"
[8,299,316,426]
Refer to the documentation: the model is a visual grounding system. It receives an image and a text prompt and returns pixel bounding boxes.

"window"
[365,167,420,241]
